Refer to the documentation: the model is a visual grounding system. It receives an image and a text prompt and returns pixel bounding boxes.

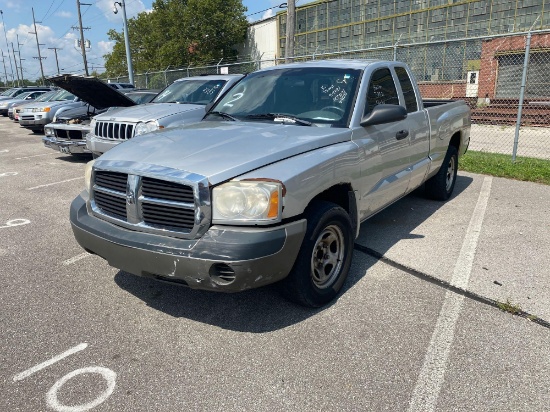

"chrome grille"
[55,129,85,140]
[95,171,127,192]
[91,166,207,238]
[94,190,127,220]
[94,121,134,140]
[142,177,195,203]
[93,171,128,220]
[142,203,195,230]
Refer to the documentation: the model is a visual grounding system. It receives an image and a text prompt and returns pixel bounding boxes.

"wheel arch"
[307,183,359,238]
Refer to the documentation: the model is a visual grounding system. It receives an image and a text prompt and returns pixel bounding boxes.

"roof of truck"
[173,74,244,82]
[256,59,384,72]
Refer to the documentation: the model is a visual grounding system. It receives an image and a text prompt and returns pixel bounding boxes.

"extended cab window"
[395,66,418,113]
[364,68,399,116]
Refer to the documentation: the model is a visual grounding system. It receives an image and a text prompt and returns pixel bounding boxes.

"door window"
[365,68,399,116]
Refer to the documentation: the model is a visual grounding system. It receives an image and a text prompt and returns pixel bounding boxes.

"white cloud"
[4,1,20,11]
[95,0,147,23]
[0,22,112,80]
[98,40,114,55]
[55,11,73,18]
[262,10,274,20]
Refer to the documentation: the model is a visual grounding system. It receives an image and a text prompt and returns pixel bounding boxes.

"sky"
[0,0,314,82]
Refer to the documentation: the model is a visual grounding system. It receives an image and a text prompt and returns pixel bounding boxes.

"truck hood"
[95,103,205,123]
[99,121,352,184]
[47,74,136,110]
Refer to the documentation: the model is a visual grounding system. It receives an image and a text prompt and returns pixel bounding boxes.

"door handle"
[396,130,409,140]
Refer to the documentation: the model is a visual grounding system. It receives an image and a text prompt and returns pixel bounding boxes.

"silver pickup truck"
[70,60,471,307]
[86,74,244,156]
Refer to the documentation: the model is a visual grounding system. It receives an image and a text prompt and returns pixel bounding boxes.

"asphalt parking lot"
[1,117,549,411]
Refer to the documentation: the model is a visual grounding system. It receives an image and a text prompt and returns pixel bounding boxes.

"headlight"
[33,107,50,112]
[44,127,54,136]
[212,180,283,224]
[134,121,162,136]
[84,159,96,192]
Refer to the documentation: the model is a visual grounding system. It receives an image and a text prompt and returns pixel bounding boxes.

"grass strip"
[459,150,550,185]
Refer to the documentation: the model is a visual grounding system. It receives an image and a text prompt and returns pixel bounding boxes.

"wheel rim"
[445,155,456,192]
[310,224,345,289]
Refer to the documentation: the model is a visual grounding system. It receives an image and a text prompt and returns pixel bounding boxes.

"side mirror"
[360,104,407,127]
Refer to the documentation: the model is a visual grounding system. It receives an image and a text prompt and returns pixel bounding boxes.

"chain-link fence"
[106,31,550,161]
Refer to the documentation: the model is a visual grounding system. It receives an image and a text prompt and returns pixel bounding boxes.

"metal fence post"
[512,32,532,162]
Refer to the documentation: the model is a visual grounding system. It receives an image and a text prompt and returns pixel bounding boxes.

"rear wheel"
[281,201,353,307]
[425,145,458,201]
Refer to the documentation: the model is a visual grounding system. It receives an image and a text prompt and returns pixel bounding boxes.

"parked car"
[107,82,135,90]
[0,90,49,116]
[123,90,159,104]
[42,74,160,156]
[0,86,53,101]
[86,74,244,156]
[19,89,84,133]
[10,90,59,121]
[70,60,471,307]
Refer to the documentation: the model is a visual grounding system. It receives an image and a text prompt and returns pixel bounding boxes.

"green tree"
[103,0,248,78]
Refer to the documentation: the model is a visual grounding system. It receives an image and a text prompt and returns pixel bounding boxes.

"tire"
[425,145,458,201]
[281,201,354,307]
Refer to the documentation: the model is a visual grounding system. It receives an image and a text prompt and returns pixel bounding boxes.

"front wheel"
[281,201,354,307]
[425,145,458,201]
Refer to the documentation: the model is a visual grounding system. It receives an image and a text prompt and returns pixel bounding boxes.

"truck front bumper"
[70,194,307,292]
[86,134,123,156]
[42,136,90,154]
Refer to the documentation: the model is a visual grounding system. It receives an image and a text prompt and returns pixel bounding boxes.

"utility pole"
[284,0,295,63]
[0,10,15,86]
[0,51,8,86]
[30,8,46,84]
[17,34,24,83]
[75,1,90,76]
[11,41,20,85]
[48,47,61,74]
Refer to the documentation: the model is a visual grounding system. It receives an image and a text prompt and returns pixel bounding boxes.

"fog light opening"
[209,263,236,285]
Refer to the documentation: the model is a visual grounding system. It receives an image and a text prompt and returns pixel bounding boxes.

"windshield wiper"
[205,111,239,121]
[245,113,312,126]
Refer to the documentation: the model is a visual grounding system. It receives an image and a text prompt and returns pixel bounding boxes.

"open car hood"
[47,74,136,110]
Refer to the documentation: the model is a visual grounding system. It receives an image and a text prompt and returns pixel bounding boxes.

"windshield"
[35,91,57,102]
[0,88,17,96]
[212,67,361,127]
[52,90,76,101]
[16,92,34,100]
[126,92,157,104]
[152,79,227,104]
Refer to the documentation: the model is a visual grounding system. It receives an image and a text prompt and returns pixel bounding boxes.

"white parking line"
[63,252,91,266]
[408,176,493,412]
[27,177,83,190]
[13,343,88,382]
[15,153,52,160]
